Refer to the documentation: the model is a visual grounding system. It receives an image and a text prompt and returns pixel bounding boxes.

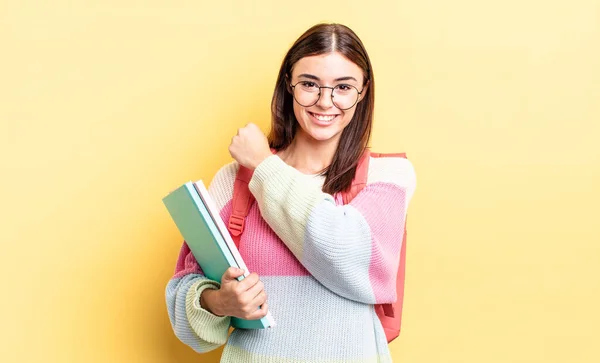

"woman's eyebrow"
[298,73,358,82]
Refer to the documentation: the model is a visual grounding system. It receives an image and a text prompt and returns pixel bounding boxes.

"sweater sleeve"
[165,162,239,352]
[248,155,416,304]
[165,243,231,353]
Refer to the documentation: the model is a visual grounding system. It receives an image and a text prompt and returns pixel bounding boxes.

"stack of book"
[162,180,275,329]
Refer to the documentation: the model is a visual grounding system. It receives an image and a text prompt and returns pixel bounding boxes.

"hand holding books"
[162,180,275,329]
[201,267,269,320]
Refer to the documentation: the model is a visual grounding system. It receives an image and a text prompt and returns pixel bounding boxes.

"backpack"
[226,149,408,343]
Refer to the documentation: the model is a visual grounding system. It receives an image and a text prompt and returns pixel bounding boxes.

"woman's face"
[289,52,367,144]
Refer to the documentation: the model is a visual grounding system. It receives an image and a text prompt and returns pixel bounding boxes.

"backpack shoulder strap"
[341,150,408,320]
[341,149,371,204]
[228,164,255,248]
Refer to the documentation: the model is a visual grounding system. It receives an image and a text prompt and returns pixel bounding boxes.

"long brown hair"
[268,23,375,195]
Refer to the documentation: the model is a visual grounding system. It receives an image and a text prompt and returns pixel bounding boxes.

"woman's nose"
[316,87,335,109]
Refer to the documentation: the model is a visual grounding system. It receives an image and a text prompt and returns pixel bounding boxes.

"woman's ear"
[358,80,369,102]
[285,74,293,94]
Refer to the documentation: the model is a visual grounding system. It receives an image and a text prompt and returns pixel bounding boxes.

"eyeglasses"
[290,81,364,110]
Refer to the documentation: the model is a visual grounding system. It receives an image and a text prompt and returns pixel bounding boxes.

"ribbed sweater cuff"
[185,280,230,344]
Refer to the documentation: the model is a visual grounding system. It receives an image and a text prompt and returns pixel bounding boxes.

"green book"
[162,180,275,329]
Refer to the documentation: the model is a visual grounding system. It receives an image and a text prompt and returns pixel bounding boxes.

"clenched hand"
[228,123,272,170]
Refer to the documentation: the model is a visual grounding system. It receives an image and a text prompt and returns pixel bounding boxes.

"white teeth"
[312,113,336,121]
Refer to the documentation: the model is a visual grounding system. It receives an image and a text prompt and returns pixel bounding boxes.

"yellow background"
[1,1,599,362]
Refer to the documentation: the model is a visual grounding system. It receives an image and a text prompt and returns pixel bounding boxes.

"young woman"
[166,23,417,362]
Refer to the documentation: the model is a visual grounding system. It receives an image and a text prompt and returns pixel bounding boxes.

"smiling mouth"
[309,111,339,122]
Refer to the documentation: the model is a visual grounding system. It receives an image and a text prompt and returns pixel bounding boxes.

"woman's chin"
[306,129,340,142]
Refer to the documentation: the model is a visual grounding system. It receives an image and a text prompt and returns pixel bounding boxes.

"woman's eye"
[337,84,352,91]
[301,81,317,88]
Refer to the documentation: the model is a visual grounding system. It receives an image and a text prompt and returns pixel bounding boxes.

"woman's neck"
[277,130,339,175]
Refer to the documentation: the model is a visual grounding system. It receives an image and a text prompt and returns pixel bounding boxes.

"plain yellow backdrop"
[1,1,599,362]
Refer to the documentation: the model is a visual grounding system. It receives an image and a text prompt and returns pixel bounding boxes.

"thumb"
[222,267,245,282]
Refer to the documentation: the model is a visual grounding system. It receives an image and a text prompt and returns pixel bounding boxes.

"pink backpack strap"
[341,149,371,204]
[228,149,278,247]
[228,165,255,248]
[339,149,407,322]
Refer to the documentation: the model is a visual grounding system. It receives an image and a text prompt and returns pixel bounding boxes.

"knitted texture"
[165,154,416,362]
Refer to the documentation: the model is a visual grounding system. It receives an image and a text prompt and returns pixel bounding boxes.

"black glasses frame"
[290,82,364,110]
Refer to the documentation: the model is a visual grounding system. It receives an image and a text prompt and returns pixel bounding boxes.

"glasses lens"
[293,81,320,107]
[332,85,359,110]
